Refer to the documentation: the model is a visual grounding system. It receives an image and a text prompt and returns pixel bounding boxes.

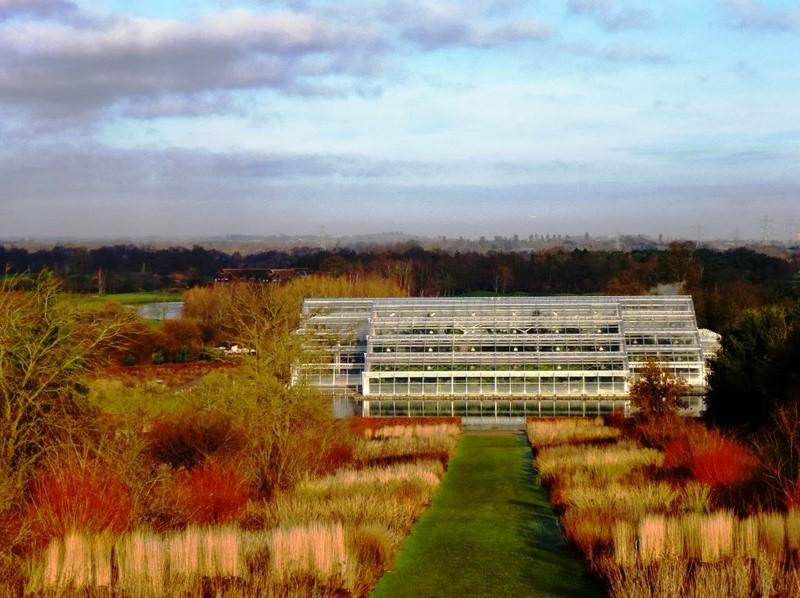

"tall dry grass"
[365,422,461,440]
[529,418,800,598]
[535,441,663,484]
[271,461,444,533]
[20,420,455,597]
[354,434,459,467]
[527,417,621,448]
[24,519,403,596]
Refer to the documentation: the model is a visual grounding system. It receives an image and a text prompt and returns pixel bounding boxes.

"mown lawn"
[74,291,185,308]
[370,432,601,598]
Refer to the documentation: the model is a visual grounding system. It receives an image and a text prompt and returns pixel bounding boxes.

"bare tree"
[0,271,137,506]
[753,402,800,507]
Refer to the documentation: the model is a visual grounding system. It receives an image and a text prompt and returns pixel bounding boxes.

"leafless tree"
[0,271,136,507]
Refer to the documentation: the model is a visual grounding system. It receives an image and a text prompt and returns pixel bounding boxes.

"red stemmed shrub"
[688,434,759,488]
[660,423,758,488]
[663,437,693,470]
[27,459,133,544]
[170,460,248,525]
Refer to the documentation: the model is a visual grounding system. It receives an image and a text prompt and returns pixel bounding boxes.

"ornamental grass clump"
[272,461,444,533]
[354,434,459,467]
[526,417,621,448]
[535,442,662,486]
[528,417,800,597]
[269,522,348,586]
[560,480,680,517]
[368,423,461,440]
[352,417,461,439]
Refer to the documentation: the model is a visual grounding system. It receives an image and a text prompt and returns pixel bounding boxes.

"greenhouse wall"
[296,296,706,403]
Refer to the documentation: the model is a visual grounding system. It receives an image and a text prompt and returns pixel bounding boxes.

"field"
[73,291,185,309]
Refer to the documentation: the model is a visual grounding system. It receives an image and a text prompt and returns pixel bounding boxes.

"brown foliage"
[147,409,246,469]
[157,318,203,358]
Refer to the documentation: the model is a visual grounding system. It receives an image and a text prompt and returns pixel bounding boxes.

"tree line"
[3,241,797,333]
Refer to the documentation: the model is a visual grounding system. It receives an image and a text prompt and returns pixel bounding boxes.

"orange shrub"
[171,460,248,525]
[27,459,133,544]
[663,437,692,470]
[660,425,758,489]
[688,435,758,488]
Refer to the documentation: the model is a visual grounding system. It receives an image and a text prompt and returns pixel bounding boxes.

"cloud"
[567,0,655,31]
[0,143,438,204]
[403,18,553,48]
[722,0,800,31]
[0,2,558,131]
[567,0,614,14]
[624,142,782,167]
[0,8,385,127]
[117,93,240,120]
[339,0,556,49]
[0,0,78,20]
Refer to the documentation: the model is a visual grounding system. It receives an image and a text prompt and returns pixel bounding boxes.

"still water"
[135,301,184,320]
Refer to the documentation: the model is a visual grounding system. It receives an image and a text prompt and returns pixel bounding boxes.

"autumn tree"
[628,358,690,420]
[157,318,204,363]
[182,273,405,493]
[182,286,223,343]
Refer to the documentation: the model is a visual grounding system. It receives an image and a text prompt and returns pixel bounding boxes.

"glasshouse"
[296,296,708,417]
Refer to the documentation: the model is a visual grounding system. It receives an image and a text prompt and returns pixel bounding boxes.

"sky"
[1,0,798,241]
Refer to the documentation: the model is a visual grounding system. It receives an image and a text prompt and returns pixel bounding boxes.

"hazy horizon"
[2,1,799,241]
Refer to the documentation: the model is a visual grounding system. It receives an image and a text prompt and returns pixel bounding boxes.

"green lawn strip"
[70,291,184,309]
[371,432,601,598]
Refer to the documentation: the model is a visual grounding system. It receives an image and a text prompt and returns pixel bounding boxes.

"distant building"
[215,268,308,284]
[296,296,708,417]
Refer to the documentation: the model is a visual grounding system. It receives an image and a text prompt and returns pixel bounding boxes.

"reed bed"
[557,480,681,516]
[535,441,663,484]
[299,460,444,493]
[27,525,246,596]
[24,521,401,596]
[599,553,800,598]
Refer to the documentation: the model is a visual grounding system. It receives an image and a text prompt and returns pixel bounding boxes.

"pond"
[135,301,184,320]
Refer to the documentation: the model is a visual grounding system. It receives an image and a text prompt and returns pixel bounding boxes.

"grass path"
[370,432,601,598]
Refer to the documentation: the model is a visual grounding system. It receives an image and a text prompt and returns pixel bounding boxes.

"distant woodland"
[2,241,797,336]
